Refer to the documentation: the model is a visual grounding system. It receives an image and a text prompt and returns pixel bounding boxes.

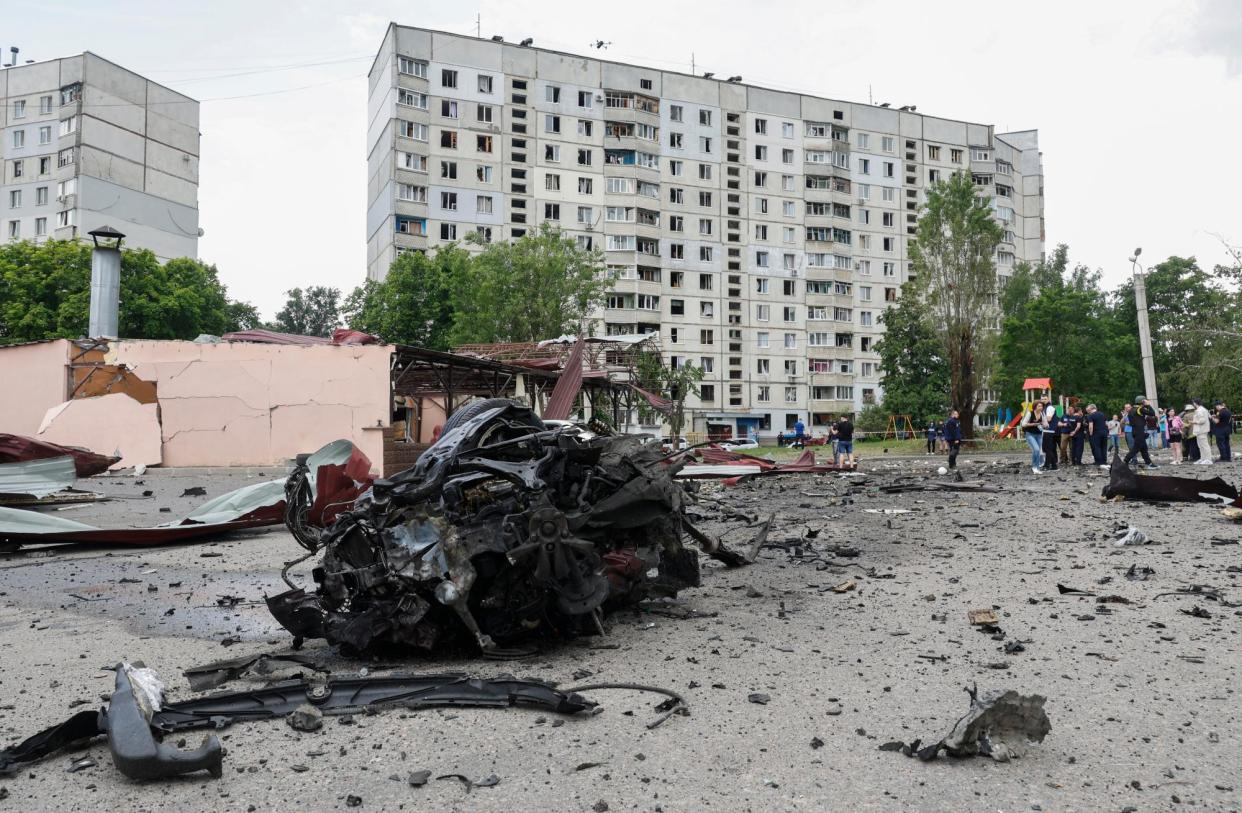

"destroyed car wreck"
[268,400,752,656]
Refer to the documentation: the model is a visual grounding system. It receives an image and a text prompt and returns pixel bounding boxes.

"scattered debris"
[1057,584,1096,596]
[967,609,999,626]
[832,579,857,593]
[0,439,364,548]
[881,685,1051,762]
[285,704,323,732]
[748,693,771,705]
[179,486,207,498]
[183,651,329,692]
[1125,565,1155,582]
[0,455,79,500]
[408,769,431,786]
[0,434,121,477]
[1113,527,1151,547]
[1180,605,1213,619]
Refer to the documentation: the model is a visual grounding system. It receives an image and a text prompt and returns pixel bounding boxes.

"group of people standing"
[1021,396,1233,473]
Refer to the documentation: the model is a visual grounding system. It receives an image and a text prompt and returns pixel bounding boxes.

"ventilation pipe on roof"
[87,226,125,339]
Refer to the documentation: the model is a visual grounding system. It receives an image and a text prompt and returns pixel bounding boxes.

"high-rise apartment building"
[1,53,200,260]
[367,26,1043,437]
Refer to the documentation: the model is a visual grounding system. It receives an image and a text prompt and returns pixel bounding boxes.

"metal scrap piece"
[884,685,1051,762]
[1102,456,1238,503]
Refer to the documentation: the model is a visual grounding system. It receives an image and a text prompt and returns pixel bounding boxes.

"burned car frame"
[269,400,744,656]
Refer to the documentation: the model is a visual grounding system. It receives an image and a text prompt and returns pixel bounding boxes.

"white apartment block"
[1,53,200,260]
[367,26,1043,439]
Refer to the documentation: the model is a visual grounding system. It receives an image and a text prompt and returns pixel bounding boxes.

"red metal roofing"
[1022,377,1052,391]
[220,328,380,346]
[543,340,585,420]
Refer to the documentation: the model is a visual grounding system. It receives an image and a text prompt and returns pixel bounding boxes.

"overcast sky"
[9,0,1241,317]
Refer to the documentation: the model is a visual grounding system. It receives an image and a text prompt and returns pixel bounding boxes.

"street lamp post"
[1129,247,1159,410]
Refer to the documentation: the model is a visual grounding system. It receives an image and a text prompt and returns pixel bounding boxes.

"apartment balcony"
[601,160,660,183]
[602,103,660,126]
[602,131,657,153]
[394,199,429,219]
[971,158,996,174]
[608,276,663,295]
[633,221,662,241]
[804,186,834,203]
[828,163,852,180]
[396,73,430,92]
[393,230,428,252]
[808,397,855,411]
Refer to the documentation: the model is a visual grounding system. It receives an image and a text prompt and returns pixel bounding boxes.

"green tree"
[1000,244,1068,320]
[908,171,1004,436]
[995,251,1140,412]
[1113,255,1236,409]
[854,404,888,434]
[635,350,704,441]
[1120,247,1242,410]
[0,239,256,343]
[273,285,342,338]
[875,280,950,422]
[343,245,468,350]
[450,224,608,344]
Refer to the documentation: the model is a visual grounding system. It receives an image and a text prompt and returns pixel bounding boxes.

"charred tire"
[442,398,540,435]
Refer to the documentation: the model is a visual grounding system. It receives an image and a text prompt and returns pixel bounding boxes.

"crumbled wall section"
[105,340,391,468]
[37,392,163,470]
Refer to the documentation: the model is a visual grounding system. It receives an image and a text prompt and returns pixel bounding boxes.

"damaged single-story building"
[0,331,658,475]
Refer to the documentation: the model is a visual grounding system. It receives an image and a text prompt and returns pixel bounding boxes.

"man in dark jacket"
[1084,403,1109,466]
[1213,400,1233,462]
[944,410,963,469]
[1124,398,1158,468]
[1062,406,1084,465]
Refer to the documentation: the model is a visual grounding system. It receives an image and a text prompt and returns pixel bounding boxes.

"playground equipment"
[885,414,917,440]
[997,377,1052,439]
[994,377,1085,439]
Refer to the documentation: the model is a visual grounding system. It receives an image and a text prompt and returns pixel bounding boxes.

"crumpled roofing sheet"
[0,456,78,498]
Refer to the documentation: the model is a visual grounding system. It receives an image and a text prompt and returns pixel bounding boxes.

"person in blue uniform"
[943,410,962,469]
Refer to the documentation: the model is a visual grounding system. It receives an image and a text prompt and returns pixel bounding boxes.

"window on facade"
[441,69,457,88]
[397,183,426,202]
[477,196,494,214]
[478,75,493,94]
[546,85,561,103]
[440,223,457,240]
[398,57,427,77]
[544,203,560,220]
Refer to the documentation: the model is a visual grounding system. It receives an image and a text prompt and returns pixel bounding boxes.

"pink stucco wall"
[106,340,391,469]
[0,340,71,436]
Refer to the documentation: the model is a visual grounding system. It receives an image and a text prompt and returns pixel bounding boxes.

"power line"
[138,52,374,73]
[158,55,373,85]
[62,73,363,108]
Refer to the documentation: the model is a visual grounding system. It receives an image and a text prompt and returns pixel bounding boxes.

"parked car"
[718,438,758,451]
[661,436,689,452]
